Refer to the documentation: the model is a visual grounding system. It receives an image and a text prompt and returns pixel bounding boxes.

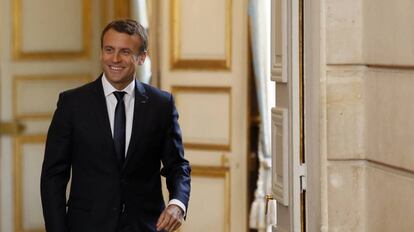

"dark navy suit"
[41,76,191,232]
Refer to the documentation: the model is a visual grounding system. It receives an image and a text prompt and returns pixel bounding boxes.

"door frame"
[303,0,322,231]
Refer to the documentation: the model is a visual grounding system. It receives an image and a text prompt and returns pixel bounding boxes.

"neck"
[111,81,133,91]
[103,74,135,91]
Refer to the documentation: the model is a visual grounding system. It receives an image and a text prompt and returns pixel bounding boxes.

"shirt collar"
[102,73,135,97]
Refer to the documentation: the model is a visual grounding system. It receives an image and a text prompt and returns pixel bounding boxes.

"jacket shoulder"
[141,82,172,103]
[60,80,96,98]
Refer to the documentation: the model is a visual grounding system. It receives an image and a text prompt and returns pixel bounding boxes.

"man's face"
[100,29,146,89]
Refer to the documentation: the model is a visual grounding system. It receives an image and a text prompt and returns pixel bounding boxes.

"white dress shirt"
[101,74,186,215]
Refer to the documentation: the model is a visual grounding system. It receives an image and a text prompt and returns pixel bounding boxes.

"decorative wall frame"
[13,74,92,120]
[191,165,231,232]
[171,86,232,151]
[271,0,288,83]
[14,135,46,232]
[12,0,91,60]
[170,0,232,70]
[272,107,289,206]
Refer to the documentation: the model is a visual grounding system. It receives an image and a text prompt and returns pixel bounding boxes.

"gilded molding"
[113,0,131,19]
[170,0,232,70]
[191,165,231,232]
[101,0,109,29]
[171,86,232,151]
[13,74,92,120]
[14,135,47,232]
[12,0,91,60]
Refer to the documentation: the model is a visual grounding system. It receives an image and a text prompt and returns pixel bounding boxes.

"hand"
[156,204,184,232]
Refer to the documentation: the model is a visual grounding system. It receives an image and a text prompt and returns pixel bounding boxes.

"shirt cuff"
[168,199,186,216]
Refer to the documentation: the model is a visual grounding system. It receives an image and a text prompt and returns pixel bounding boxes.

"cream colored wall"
[323,0,414,231]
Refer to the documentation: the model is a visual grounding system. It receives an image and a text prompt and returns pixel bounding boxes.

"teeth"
[110,66,123,71]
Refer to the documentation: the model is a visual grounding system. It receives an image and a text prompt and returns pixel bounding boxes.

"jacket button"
[121,179,127,184]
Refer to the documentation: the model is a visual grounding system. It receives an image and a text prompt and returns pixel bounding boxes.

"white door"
[270,0,306,231]
[159,0,249,231]
[0,0,101,231]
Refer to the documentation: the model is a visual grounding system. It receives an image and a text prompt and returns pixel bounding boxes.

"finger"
[173,213,184,229]
[157,211,172,231]
[167,212,183,232]
[156,211,166,228]
[160,216,172,231]
[170,218,182,232]
[164,217,175,232]
[169,209,183,231]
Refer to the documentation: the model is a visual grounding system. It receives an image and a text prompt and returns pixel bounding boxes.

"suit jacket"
[40,76,191,232]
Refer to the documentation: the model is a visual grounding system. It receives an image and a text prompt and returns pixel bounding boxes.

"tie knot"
[113,91,126,102]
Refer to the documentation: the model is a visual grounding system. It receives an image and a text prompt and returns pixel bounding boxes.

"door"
[0,0,102,231]
[159,0,249,231]
[270,0,306,231]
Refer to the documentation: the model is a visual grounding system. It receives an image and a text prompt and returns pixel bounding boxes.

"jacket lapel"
[123,80,149,169]
[91,76,119,167]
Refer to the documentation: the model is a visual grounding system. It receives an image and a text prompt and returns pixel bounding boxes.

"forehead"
[102,29,141,49]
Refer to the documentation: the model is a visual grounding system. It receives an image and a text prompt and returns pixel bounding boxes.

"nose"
[111,53,121,63]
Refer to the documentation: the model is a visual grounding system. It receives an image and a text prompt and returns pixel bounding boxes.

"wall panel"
[327,162,366,232]
[271,107,289,206]
[172,86,232,151]
[181,166,230,232]
[326,70,364,160]
[13,75,91,120]
[364,0,414,66]
[14,135,46,232]
[13,0,91,59]
[185,150,229,167]
[170,0,231,69]
[325,0,363,64]
[365,69,414,172]
[366,164,414,231]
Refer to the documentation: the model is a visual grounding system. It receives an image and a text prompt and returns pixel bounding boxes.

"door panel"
[160,0,249,231]
[0,0,101,231]
[271,0,305,231]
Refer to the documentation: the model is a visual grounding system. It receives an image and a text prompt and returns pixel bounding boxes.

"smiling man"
[41,19,191,232]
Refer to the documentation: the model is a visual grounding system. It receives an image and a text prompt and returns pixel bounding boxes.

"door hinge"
[299,164,307,192]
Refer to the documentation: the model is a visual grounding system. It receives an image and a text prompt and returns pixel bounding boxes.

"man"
[41,19,191,232]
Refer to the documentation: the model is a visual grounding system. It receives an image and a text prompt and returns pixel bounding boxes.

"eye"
[121,49,132,56]
[103,47,114,53]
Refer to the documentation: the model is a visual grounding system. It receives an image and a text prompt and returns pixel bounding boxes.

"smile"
[110,66,124,71]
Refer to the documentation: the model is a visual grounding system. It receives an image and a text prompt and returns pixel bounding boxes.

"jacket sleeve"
[40,93,72,232]
[160,94,191,213]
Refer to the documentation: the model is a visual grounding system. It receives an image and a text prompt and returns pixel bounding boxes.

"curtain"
[248,0,274,231]
[131,0,152,84]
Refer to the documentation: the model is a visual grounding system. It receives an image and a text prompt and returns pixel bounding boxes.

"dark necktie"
[113,91,126,165]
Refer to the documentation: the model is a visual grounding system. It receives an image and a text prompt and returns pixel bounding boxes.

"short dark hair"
[101,19,148,53]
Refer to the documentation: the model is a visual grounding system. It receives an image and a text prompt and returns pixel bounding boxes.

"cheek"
[100,54,111,63]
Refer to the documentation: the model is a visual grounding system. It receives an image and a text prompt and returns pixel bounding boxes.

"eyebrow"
[120,48,133,52]
[103,46,133,51]
[103,45,114,49]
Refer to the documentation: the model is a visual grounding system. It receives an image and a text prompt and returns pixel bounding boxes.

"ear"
[136,51,147,65]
